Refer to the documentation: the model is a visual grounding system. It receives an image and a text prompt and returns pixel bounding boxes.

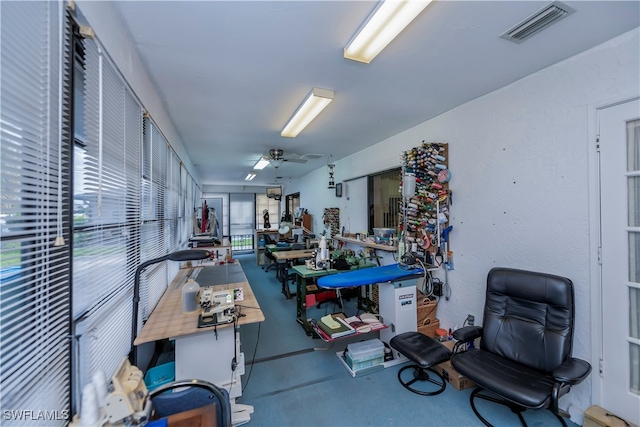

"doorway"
[598,98,640,425]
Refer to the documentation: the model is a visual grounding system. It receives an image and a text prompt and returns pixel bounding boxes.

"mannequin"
[263,209,271,229]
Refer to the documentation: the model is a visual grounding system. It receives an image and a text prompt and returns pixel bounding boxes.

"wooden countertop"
[272,249,315,261]
[134,262,264,345]
[333,235,398,252]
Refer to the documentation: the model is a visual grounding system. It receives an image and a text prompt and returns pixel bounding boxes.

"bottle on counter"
[181,278,200,313]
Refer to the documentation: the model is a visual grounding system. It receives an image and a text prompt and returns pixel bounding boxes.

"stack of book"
[315,314,355,339]
[314,312,386,340]
[342,313,385,333]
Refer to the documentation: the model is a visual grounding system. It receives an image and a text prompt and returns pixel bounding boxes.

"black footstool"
[390,332,452,396]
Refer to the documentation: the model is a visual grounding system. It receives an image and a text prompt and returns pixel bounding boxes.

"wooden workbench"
[272,249,316,299]
[135,262,264,345]
[135,260,263,425]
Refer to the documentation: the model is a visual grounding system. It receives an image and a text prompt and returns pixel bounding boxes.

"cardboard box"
[417,318,439,338]
[583,405,638,427]
[434,340,476,391]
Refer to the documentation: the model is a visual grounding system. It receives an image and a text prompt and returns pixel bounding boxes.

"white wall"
[285,28,640,422]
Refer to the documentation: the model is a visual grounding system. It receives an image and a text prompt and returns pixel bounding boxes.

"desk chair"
[450,267,591,427]
[262,234,277,272]
[150,379,231,427]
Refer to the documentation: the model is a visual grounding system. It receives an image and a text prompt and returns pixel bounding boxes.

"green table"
[293,262,376,336]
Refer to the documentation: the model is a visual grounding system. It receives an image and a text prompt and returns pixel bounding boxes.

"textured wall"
[287,28,640,422]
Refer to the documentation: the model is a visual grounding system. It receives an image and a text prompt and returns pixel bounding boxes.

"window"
[72,26,142,396]
[230,194,255,251]
[256,194,279,231]
[0,2,73,423]
[1,3,201,420]
[285,193,300,221]
[368,168,401,232]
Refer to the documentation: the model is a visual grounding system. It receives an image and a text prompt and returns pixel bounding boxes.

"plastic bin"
[372,228,395,244]
[345,339,384,371]
[144,362,175,392]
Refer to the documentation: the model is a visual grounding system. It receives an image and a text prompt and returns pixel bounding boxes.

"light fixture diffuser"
[281,88,334,138]
[270,159,284,168]
[253,158,270,170]
[344,0,432,64]
[245,173,256,181]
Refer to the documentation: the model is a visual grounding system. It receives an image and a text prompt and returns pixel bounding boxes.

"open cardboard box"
[434,340,476,391]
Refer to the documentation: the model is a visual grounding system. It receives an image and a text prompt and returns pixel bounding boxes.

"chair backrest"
[263,234,276,245]
[150,379,231,427]
[481,267,575,373]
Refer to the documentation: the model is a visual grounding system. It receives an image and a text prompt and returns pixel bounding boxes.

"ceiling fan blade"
[285,158,307,163]
[299,153,324,159]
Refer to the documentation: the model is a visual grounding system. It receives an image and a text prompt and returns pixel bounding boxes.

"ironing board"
[317,263,423,289]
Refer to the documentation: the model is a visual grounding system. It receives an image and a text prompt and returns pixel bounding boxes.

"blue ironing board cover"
[317,263,423,289]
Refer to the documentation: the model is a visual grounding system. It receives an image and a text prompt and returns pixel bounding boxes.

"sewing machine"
[198,287,236,327]
[104,358,152,426]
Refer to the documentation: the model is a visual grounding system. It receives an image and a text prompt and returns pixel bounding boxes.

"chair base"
[470,387,568,427]
[397,364,446,396]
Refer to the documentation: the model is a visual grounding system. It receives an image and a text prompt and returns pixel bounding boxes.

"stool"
[390,332,452,396]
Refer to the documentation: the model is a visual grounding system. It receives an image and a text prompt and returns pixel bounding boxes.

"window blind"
[140,119,169,321]
[0,2,72,425]
[72,31,142,393]
[256,194,280,230]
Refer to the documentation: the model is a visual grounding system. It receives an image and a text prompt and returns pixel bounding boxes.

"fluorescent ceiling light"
[245,173,256,181]
[253,158,270,170]
[281,88,334,138]
[344,0,432,64]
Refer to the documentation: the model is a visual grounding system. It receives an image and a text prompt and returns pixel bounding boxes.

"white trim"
[587,94,640,409]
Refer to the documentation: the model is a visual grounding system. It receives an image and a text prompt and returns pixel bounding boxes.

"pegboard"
[399,142,452,267]
[323,207,340,238]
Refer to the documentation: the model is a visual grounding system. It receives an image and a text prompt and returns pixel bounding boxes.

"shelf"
[333,235,397,252]
[311,320,387,343]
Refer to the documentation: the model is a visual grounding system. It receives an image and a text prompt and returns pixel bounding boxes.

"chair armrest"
[452,326,482,342]
[552,358,592,385]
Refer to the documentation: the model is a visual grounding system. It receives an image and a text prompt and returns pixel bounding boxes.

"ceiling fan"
[264,148,309,168]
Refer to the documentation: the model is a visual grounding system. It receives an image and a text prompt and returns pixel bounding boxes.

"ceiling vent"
[500,1,576,43]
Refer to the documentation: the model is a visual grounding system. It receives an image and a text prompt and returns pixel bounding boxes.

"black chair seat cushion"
[390,332,452,368]
[452,349,555,409]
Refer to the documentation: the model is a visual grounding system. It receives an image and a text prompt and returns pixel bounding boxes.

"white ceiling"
[112,1,639,186]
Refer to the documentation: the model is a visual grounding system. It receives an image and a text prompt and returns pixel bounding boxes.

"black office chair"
[150,379,231,427]
[290,242,305,260]
[450,267,591,427]
[262,234,277,272]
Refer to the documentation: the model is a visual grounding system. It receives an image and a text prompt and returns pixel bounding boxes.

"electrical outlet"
[433,282,443,297]
[467,314,475,326]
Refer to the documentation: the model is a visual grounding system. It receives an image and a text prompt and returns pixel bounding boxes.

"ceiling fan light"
[270,159,284,168]
[281,88,334,138]
[344,0,432,64]
[253,158,270,170]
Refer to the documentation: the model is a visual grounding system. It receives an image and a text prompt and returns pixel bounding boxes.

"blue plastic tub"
[144,362,175,392]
